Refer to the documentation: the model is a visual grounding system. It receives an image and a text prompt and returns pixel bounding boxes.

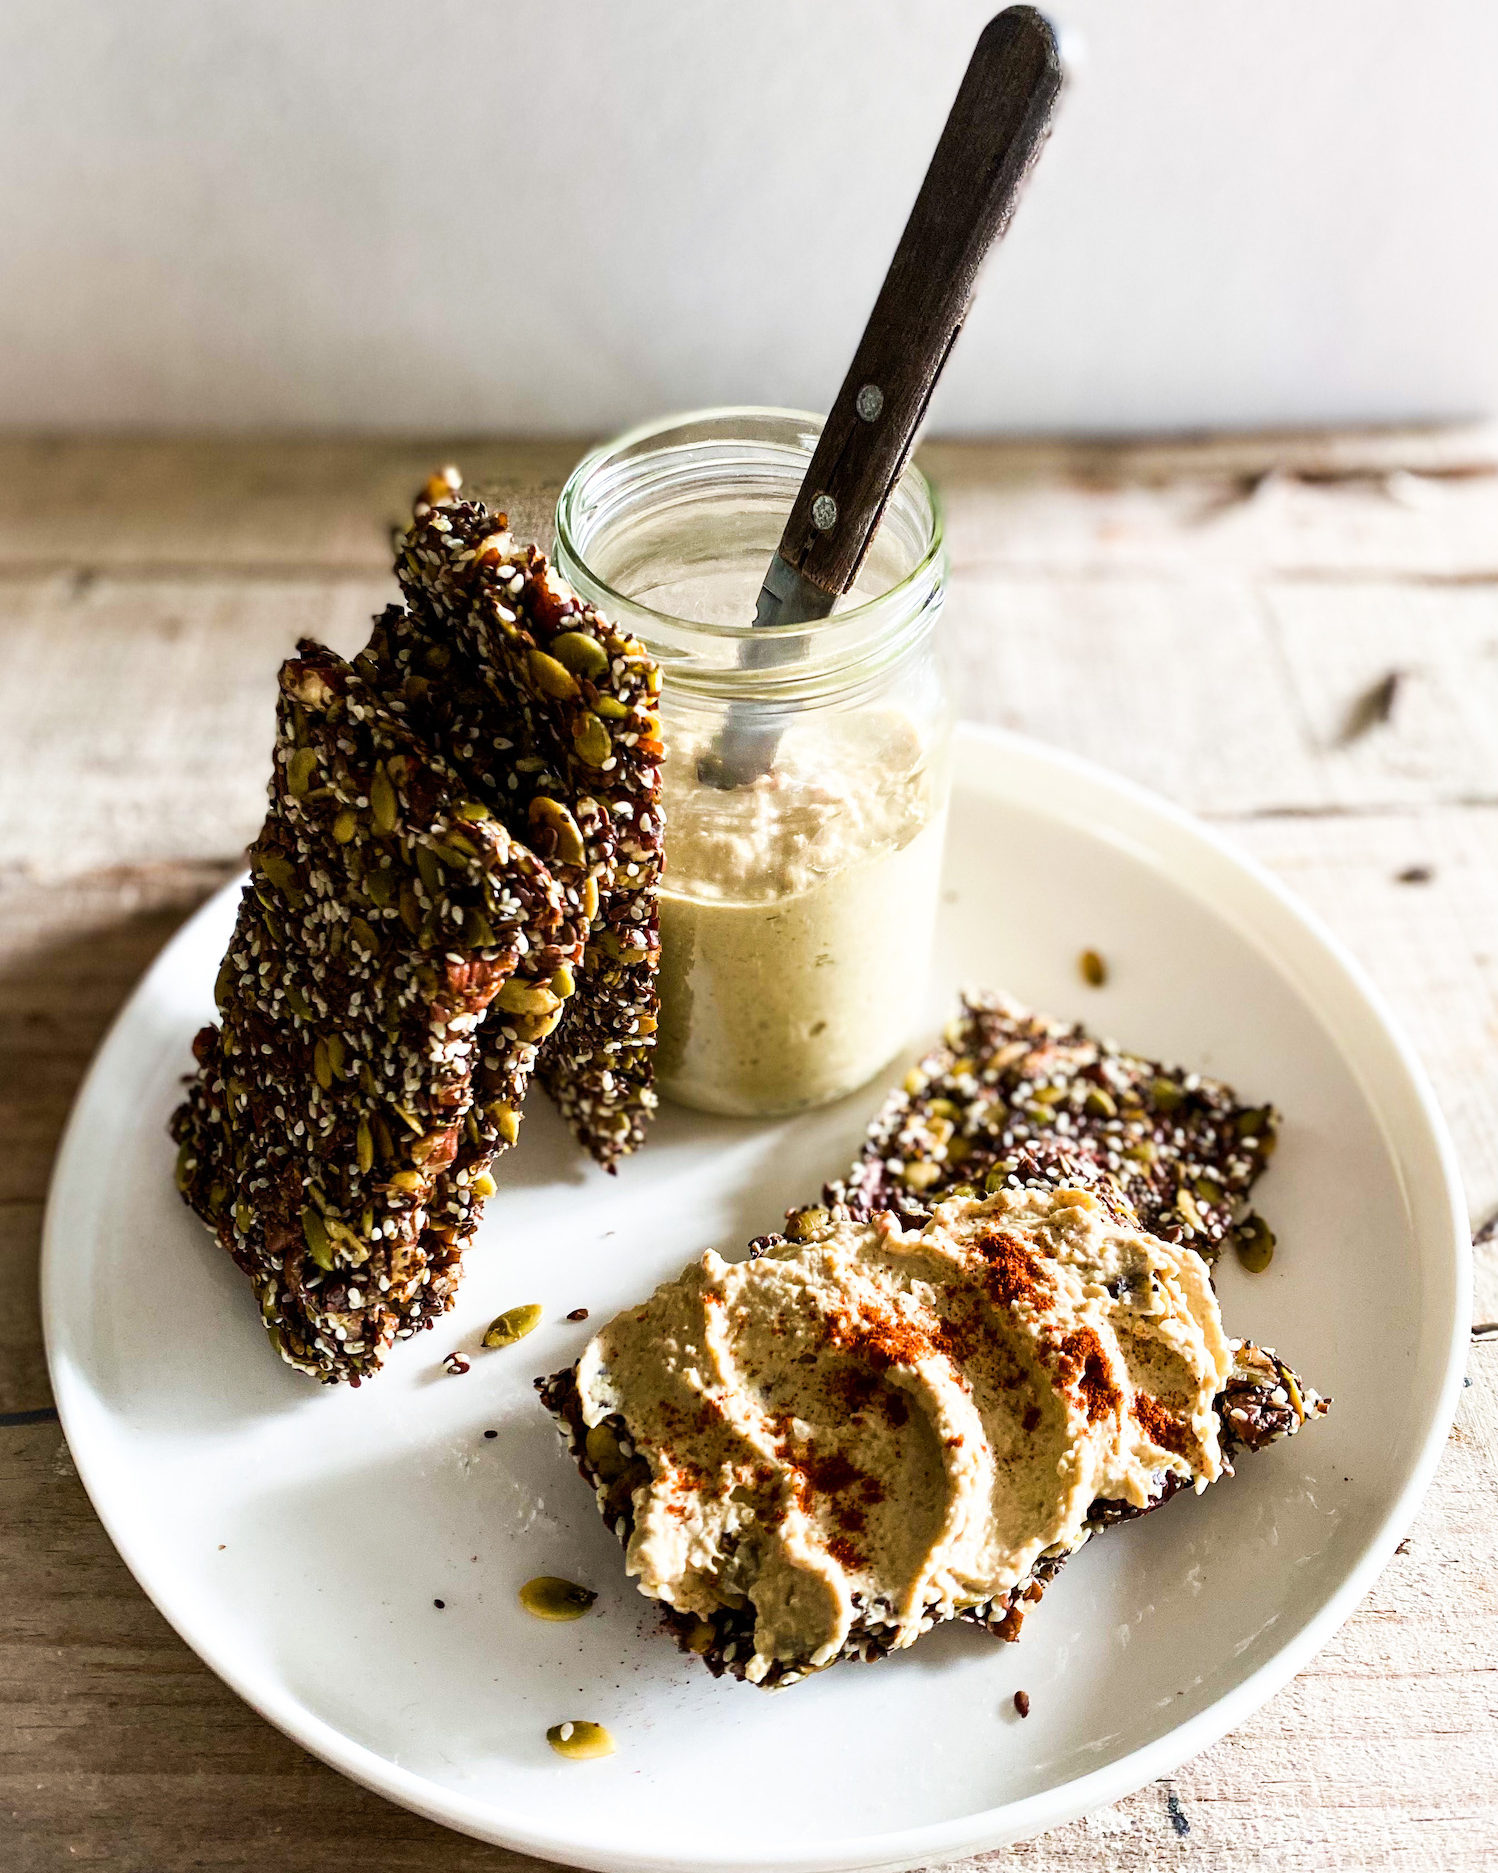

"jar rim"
[553,405,945,647]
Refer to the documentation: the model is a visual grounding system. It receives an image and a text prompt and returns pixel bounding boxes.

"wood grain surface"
[2,430,1495,1872]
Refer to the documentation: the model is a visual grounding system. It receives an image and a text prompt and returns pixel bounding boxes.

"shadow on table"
[0,855,238,1417]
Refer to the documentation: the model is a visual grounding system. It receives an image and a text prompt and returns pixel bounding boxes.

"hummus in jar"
[655,710,946,1116]
[576,1181,1231,1685]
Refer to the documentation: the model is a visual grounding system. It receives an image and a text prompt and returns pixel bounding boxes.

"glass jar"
[555,408,952,1119]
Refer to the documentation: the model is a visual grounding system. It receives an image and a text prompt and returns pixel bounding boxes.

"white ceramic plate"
[43,724,1469,1873]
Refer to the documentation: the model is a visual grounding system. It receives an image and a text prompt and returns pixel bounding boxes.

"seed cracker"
[171,640,583,1383]
[389,471,663,1169]
[824,990,1278,1260]
[538,1121,1327,1687]
[537,1305,1325,1689]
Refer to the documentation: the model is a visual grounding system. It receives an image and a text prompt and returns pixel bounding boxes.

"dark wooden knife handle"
[778,7,1062,596]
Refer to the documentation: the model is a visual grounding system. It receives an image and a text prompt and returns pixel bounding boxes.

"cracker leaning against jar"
[171,640,585,1384]
[389,471,664,1170]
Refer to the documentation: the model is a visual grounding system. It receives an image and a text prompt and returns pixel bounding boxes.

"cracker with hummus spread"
[539,1159,1325,1689]
[826,990,1277,1263]
[389,471,664,1170]
[170,640,583,1383]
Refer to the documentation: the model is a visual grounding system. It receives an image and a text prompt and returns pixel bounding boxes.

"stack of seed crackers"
[171,472,663,1383]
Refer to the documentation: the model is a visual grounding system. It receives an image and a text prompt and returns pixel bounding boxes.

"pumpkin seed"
[592,694,629,720]
[349,916,380,955]
[287,747,319,797]
[1175,1187,1205,1232]
[497,979,560,1016]
[546,1720,614,1761]
[370,764,398,833]
[416,845,444,895]
[258,851,303,907]
[581,874,600,922]
[785,1205,828,1242]
[1151,1077,1184,1111]
[488,1103,520,1146]
[483,1303,543,1349]
[456,800,492,822]
[529,796,586,868]
[325,1214,371,1266]
[551,962,576,1000]
[365,866,393,908]
[519,1576,597,1622]
[549,631,609,680]
[285,984,313,1020]
[527,648,580,700]
[313,1038,333,1090]
[470,1170,497,1200]
[1084,1086,1117,1118]
[573,713,611,768]
[332,807,358,844]
[584,1422,626,1482]
[301,1206,334,1270]
[1234,1213,1275,1273]
[355,1119,374,1175]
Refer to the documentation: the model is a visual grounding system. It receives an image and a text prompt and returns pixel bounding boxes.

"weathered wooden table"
[3,431,1495,1871]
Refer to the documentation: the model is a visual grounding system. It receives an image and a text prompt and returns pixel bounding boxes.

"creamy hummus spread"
[656,710,946,1116]
[576,1182,1230,1684]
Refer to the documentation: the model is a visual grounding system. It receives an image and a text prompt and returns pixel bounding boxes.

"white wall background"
[5,0,1496,436]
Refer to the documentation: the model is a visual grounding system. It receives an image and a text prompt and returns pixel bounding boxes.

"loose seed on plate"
[1078,949,1107,988]
[519,1576,598,1622]
[483,1303,543,1349]
[547,1720,615,1760]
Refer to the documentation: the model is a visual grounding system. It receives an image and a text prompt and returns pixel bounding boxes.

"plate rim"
[42,721,1472,1873]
